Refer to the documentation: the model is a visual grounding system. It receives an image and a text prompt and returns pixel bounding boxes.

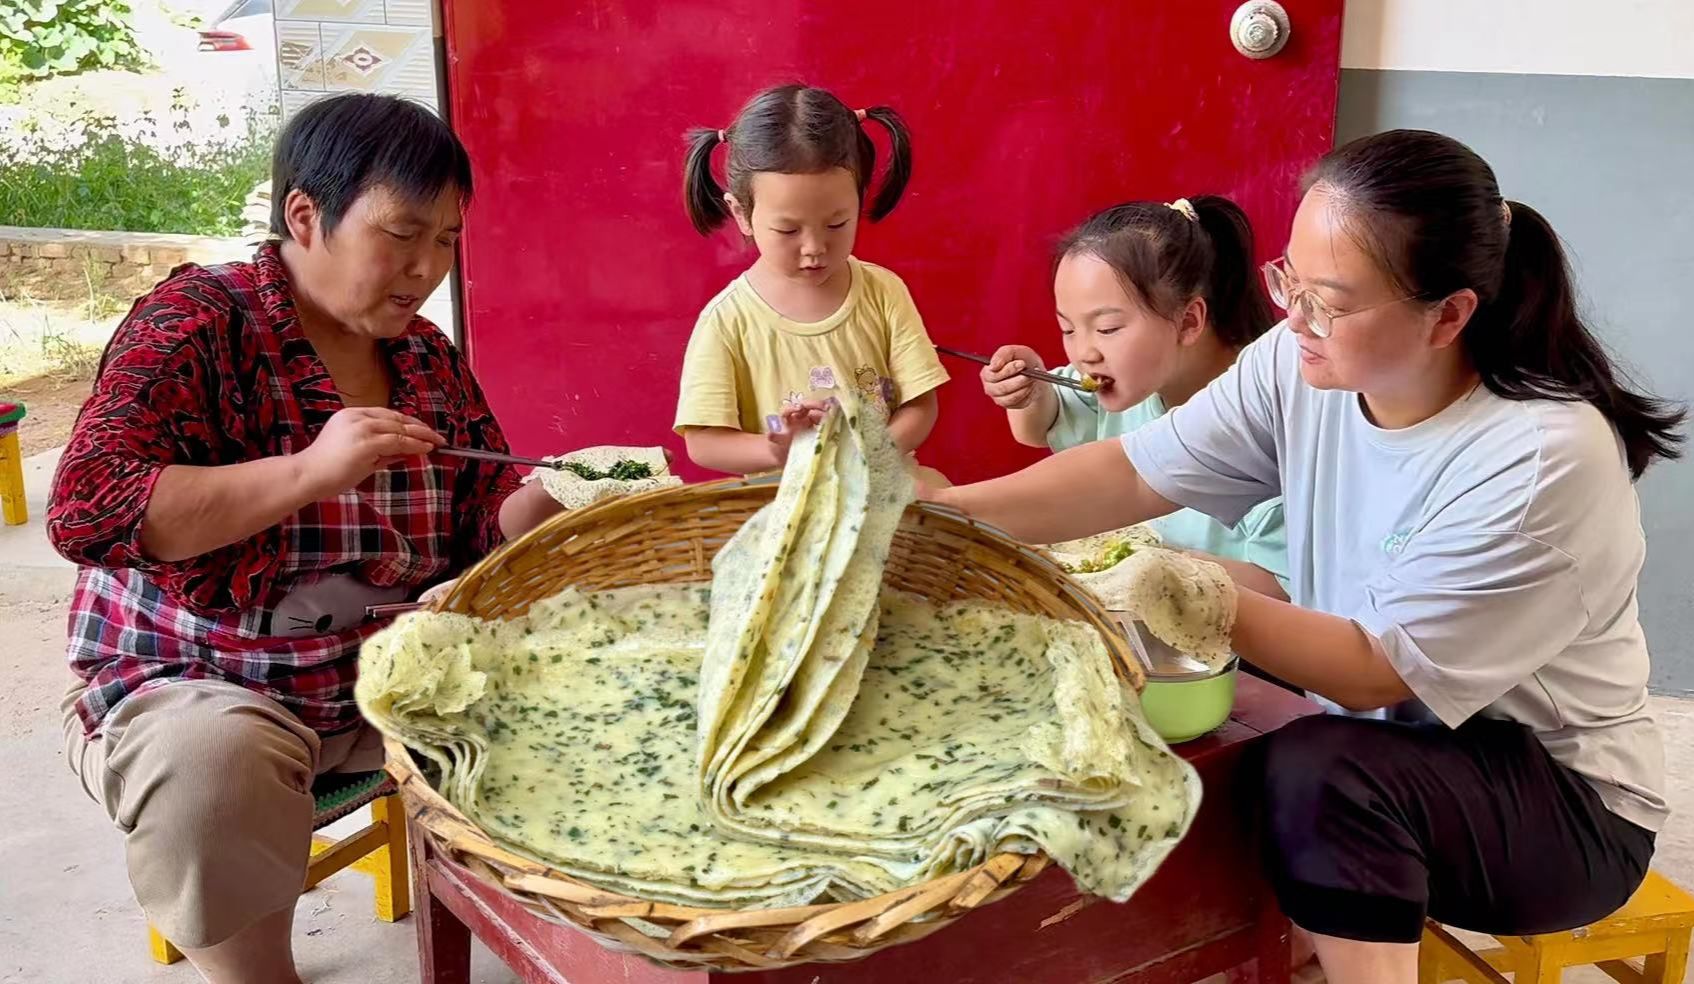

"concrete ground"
[2,447,1690,983]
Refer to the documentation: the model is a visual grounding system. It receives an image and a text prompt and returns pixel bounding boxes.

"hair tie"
[854,108,867,122]
[1500,198,1512,228]
[1167,198,1199,223]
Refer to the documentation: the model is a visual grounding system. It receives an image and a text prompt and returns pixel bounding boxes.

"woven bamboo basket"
[384,476,1144,971]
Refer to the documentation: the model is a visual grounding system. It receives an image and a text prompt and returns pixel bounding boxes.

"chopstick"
[434,446,564,470]
[933,345,1096,393]
[366,602,423,620]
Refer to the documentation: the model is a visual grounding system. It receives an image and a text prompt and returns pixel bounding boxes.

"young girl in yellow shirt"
[674,84,948,475]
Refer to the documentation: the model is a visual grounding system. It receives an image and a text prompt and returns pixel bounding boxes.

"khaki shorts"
[63,678,384,948]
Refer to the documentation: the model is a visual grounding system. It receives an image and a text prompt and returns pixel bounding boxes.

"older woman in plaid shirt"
[48,94,563,984]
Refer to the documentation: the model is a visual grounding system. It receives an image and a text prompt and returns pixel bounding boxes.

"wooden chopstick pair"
[433,446,563,470]
[933,345,1098,393]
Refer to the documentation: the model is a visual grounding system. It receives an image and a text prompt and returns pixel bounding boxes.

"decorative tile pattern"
[319,24,432,97]
[275,0,384,24]
[383,0,432,28]
[275,20,326,91]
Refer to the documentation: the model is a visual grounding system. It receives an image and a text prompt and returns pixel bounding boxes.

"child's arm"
[682,404,827,476]
[887,390,940,454]
[981,345,1060,448]
[683,427,783,475]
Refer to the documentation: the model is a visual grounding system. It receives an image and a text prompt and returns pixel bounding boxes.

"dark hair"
[1055,195,1275,348]
[270,93,473,239]
[1310,129,1684,478]
[682,84,912,236]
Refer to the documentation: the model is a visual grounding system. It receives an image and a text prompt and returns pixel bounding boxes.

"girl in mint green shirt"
[979,196,1288,594]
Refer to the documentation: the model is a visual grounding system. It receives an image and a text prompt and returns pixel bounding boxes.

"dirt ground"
[4,374,93,457]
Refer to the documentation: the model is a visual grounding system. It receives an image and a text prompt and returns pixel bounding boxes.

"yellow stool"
[1419,870,1694,984]
[0,401,25,526]
[147,772,411,964]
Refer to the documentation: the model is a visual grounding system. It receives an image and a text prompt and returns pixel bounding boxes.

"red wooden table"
[412,675,1318,984]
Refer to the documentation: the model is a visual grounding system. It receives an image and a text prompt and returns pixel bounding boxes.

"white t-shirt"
[1123,325,1666,831]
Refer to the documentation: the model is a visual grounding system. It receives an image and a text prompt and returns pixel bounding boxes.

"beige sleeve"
[674,314,746,433]
[875,269,950,404]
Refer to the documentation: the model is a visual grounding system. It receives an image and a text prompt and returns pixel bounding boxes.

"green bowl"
[1141,659,1239,743]
[1111,613,1239,743]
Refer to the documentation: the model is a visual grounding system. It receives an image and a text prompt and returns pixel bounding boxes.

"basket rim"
[437,475,1143,688]
[384,732,1048,928]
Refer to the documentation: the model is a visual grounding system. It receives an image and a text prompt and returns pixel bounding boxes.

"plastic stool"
[0,402,26,526]
[1419,870,1694,984]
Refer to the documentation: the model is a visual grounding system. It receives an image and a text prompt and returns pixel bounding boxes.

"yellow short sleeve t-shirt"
[674,257,950,435]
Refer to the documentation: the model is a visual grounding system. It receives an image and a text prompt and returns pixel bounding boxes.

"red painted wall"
[442,1,1342,483]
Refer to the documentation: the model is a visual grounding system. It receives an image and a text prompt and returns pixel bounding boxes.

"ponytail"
[1055,194,1272,349]
[1189,195,1275,347]
[1311,129,1684,478]
[1471,201,1685,477]
[682,126,730,236]
[860,106,913,221]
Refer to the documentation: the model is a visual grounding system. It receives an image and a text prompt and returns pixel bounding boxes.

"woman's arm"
[887,390,940,453]
[140,458,320,562]
[1194,551,1288,601]
[497,481,563,540]
[139,406,443,562]
[932,439,1179,544]
[1231,589,1413,711]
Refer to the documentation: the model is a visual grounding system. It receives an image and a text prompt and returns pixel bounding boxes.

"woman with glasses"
[929,129,1683,983]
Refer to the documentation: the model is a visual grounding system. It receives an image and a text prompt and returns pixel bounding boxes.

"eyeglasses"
[1261,258,1414,338]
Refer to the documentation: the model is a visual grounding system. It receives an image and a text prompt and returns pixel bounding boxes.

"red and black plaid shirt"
[49,244,521,737]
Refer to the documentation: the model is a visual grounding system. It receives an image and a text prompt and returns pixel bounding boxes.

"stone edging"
[0,225,250,300]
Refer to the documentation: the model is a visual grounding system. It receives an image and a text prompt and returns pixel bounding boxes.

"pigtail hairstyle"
[681,85,915,235]
[858,105,913,220]
[682,126,731,235]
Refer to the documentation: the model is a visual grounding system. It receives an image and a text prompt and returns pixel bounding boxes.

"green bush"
[0,0,150,79]
[0,108,278,236]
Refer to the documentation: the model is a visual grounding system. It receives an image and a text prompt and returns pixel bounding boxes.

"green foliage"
[0,102,279,236]
[0,0,150,80]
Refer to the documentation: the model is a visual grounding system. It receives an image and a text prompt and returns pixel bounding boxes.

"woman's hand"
[297,407,443,497]
[980,345,1044,410]
[766,401,829,467]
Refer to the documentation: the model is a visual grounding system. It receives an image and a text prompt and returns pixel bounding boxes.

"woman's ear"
[283,189,321,248]
[1430,288,1480,349]
[1176,296,1209,345]
[726,193,754,238]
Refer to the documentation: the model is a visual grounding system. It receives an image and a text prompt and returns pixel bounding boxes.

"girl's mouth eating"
[1086,372,1114,396]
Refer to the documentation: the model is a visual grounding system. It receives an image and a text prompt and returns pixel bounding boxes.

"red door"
[442,1,1342,484]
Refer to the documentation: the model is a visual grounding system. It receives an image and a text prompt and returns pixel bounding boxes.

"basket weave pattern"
[386,477,1141,970]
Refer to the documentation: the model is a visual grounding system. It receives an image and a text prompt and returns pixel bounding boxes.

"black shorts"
[1257,714,1655,943]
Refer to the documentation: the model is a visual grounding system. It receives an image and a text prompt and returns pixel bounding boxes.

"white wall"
[1341,0,1694,79]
